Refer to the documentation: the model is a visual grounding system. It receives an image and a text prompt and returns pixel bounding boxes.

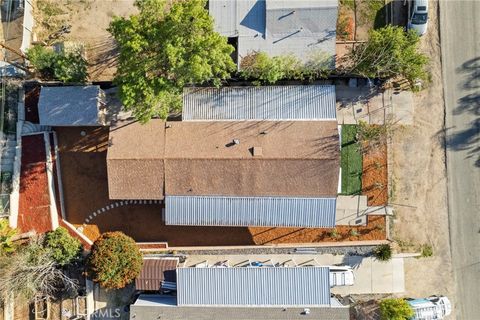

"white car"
[407,296,452,320]
[408,0,428,36]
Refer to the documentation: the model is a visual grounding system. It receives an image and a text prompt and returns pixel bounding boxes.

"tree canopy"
[109,0,236,122]
[347,25,429,88]
[87,232,143,289]
[379,298,414,320]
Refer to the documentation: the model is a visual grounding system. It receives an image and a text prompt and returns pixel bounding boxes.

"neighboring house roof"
[209,0,338,67]
[164,120,339,197]
[38,86,106,126]
[165,196,336,227]
[182,85,336,121]
[177,267,332,306]
[130,295,350,320]
[107,120,165,200]
[135,258,178,291]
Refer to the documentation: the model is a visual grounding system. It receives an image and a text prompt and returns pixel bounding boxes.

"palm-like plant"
[0,219,18,256]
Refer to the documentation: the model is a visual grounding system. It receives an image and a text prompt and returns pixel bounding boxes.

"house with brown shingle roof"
[106,85,340,228]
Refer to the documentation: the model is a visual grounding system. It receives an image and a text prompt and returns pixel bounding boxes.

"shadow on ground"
[445,57,480,167]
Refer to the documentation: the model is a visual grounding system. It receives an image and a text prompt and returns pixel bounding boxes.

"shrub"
[349,229,360,237]
[44,227,82,266]
[26,45,87,83]
[0,218,17,256]
[87,232,143,289]
[379,298,414,320]
[420,244,433,257]
[374,243,392,261]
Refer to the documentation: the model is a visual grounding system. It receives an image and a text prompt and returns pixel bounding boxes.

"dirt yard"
[362,141,388,206]
[55,126,386,247]
[33,0,137,81]
[390,0,456,311]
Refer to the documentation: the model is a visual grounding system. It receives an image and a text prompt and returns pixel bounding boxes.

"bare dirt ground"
[390,0,455,313]
[33,0,136,81]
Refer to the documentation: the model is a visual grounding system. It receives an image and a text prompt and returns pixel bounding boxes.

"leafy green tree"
[26,45,87,83]
[109,0,236,122]
[0,218,17,256]
[379,298,414,320]
[347,25,429,88]
[87,232,143,289]
[44,227,82,266]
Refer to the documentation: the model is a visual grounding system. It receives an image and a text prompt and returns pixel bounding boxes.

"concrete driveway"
[440,1,480,319]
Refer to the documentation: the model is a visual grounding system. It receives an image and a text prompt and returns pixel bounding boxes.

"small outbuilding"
[38,85,107,126]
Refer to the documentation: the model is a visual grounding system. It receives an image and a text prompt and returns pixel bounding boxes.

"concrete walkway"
[336,195,392,226]
[183,253,405,295]
[336,85,413,125]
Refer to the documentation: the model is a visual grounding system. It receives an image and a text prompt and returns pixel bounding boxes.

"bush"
[240,51,332,85]
[26,45,87,83]
[374,244,392,261]
[0,218,17,256]
[379,298,414,320]
[420,244,433,257]
[44,227,82,266]
[87,232,143,289]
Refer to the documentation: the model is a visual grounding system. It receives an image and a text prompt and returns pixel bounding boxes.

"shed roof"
[107,120,165,200]
[38,86,104,126]
[135,258,178,291]
[209,0,338,67]
[183,85,336,121]
[165,196,336,227]
[177,267,331,307]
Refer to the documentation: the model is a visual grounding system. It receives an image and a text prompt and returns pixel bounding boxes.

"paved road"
[440,1,480,319]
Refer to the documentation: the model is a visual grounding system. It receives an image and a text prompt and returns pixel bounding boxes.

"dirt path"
[390,0,455,314]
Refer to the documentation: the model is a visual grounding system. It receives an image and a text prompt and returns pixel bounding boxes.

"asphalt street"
[440,1,480,319]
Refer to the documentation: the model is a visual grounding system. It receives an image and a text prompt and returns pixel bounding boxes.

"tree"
[374,243,393,261]
[87,232,143,289]
[0,218,17,256]
[44,227,82,266]
[0,238,78,301]
[26,45,87,83]
[346,25,429,89]
[109,0,236,122]
[379,298,414,320]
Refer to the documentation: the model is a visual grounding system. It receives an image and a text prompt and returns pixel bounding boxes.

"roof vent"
[253,147,263,157]
[233,139,240,145]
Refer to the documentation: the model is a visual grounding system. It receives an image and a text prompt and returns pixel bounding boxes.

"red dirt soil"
[56,127,386,247]
[18,134,53,234]
[362,141,388,206]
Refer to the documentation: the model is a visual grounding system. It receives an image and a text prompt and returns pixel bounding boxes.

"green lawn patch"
[340,124,362,195]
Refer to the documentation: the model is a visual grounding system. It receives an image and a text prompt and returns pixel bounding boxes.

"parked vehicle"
[328,266,354,287]
[407,296,452,320]
[408,0,428,36]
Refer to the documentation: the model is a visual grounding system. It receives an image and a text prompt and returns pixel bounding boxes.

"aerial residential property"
[0,0,473,319]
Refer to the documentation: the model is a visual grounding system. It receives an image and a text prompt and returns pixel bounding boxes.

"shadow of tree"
[446,57,480,167]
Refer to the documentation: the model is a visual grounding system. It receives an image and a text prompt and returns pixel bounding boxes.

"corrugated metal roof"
[176,267,331,307]
[135,258,178,291]
[38,86,104,126]
[165,196,336,227]
[183,85,336,121]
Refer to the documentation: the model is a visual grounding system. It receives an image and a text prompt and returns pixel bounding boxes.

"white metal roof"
[165,196,336,227]
[176,267,332,307]
[182,85,336,121]
[38,86,104,126]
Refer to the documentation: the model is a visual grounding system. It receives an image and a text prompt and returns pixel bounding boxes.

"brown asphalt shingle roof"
[107,121,339,199]
[107,120,165,199]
